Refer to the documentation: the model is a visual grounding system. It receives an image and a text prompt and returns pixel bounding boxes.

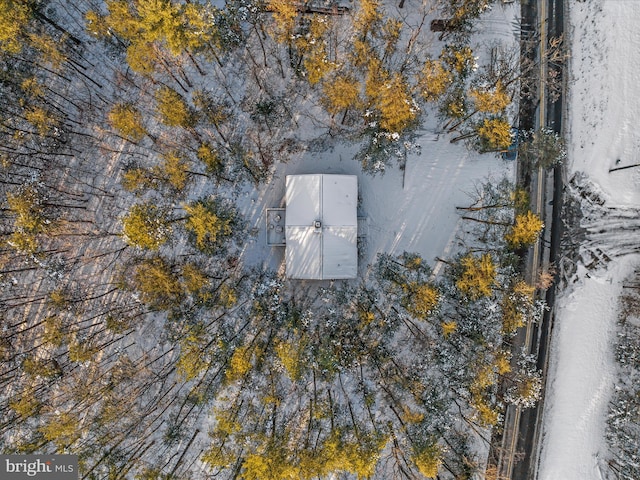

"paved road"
[491,0,566,477]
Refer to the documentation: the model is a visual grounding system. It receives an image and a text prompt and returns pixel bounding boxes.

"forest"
[0,0,551,478]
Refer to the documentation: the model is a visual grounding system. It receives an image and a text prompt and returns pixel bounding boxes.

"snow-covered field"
[538,0,640,478]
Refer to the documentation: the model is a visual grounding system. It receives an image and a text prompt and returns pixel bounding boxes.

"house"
[285,174,357,279]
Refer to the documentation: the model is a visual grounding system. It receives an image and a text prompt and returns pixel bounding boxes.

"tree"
[126,41,159,74]
[241,443,298,480]
[500,280,535,334]
[39,411,81,449]
[5,184,51,253]
[266,0,299,43]
[504,211,543,249]
[196,142,223,174]
[297,16,334,84]
[322,73,361,118]
[469,81,510,114]
[504,354,542,408]
[412,442,442,478]
[24,106,59,137]
[96,0,219,59]
[377,73,418,134]
[27,33,67,69]
[176,323,211,380]
[108,103,147,141]
[441,44,476,78]
[132,256,184,309]
[404,282,439,320]
[456,253,498,300]
[418,59,453,102]
[353,0,383,38]
[519,128,566,170]
[157,152,189,192]
[275,338,305,381]
[155,86,193,128]
[225,345,252,384]
[6,185,49,234]
[476,116,512,151]
[0,0,31,54]
[121,167,158,194]
[183,199,235,253]
[121,202,173,250]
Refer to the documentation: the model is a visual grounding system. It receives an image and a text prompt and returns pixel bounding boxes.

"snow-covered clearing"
[538,0,640,478]
[240,2,520,276]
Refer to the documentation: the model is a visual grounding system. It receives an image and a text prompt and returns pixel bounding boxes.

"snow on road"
[538,1,640,478]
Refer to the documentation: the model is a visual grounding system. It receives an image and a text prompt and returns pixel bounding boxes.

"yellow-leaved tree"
[505,210,544,249]
[132,256,184,309]
[404,281,440,320]
[418,59,453,102]
[183,199,234,253]
[225,345,252,383]
[197,142,223,174]
[476,117,513,151]
[469,80,511,114]
[6,185,52,253]
[157,152,189,192]
[24,106,59,137]
[108,103,147,141]
[39,411,81,449]
[412,442,442,478]
[322,73,361,118]
[155,86,193,128]
[267,0,298,43]
[377,73,418,134]
[298,16,334,85]
[242,441,298,480]
[353,0,383,38]
[0,0,32,54]
[176,323,210,380]
[456,253,498,299]
[121,202,172,250]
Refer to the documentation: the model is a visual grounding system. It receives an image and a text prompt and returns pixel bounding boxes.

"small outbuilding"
[285,174,358,279]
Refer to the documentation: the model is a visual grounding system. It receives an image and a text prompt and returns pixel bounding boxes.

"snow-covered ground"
[239,3,521,276]
[538,1,640,478]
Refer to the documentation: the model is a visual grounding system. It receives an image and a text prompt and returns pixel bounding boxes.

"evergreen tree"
[519,128,566,169]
